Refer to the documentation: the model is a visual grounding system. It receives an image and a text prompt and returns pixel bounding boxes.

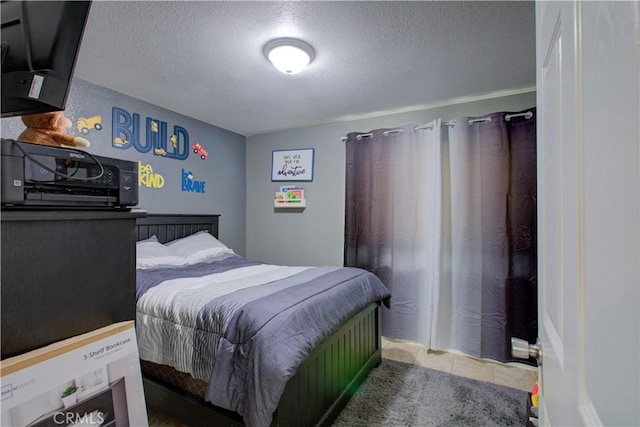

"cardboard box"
[1,321,148,426]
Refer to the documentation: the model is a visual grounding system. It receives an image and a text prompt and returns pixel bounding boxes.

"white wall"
[246,89,536,266]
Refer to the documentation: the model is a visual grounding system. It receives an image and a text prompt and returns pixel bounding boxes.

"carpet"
[332,359,528,427]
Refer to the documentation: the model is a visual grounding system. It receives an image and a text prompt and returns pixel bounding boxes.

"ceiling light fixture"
[264,38,315,75]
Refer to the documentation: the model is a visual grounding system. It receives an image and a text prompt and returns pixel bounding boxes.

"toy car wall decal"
[192,142,208,160]
[76,115,103,134]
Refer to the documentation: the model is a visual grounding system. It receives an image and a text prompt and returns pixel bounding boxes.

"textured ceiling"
[73,1,536,136]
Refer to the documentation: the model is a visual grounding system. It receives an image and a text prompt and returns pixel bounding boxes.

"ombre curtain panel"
[344,108,537,363]
[344,121,443,346]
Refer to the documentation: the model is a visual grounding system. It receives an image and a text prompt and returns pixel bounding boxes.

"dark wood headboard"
[136,214,220,243]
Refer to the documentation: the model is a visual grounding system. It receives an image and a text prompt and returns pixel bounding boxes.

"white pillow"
[165,231,234,264]
[136,239,188,270]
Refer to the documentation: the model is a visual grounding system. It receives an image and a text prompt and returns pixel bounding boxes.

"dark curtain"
[343,110,537,363]
[445,108,537,363]
[504,109,538,363]
[344,130,394,285]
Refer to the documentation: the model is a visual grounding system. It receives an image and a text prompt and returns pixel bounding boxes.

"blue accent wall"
[1,78,247,255]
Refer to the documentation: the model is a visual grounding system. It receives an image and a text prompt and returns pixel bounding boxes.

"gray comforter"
[136,255,391,427]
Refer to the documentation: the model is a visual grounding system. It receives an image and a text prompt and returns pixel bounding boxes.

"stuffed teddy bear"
[18,111,90,148]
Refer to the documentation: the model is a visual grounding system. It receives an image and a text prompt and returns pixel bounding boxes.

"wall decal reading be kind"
[272,148,315,181]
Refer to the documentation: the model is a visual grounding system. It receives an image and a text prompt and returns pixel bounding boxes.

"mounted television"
[1,1,91,118]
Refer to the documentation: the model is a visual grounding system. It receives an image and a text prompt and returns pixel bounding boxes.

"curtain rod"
[468,117,491,125]
[341,110,533,142]
[340,121,455,142]
[505,111,533,121]
[467,110,534,126]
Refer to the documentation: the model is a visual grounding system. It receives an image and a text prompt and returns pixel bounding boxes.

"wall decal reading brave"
[181,169,206,193]
[112,106,189,160]
[138,161,165,189]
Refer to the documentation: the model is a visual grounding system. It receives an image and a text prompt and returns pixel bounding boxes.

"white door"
[536,1,639,425]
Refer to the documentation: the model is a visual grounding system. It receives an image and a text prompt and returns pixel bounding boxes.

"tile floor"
[382,336,538,393]
[148,337,539,426]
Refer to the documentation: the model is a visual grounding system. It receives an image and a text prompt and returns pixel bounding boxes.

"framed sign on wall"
[271,148,315,181]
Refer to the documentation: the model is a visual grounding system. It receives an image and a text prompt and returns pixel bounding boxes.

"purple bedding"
[136,256,390,427]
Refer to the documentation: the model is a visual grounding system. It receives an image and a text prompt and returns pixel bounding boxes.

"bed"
[135,214,391,427]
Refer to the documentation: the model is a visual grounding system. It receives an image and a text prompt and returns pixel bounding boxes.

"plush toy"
[18,111,90,148]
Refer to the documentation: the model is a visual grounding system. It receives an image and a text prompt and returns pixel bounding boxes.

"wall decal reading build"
[112,106,189,160]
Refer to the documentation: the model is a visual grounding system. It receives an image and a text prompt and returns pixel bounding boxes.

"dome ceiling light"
[264,38,315,75]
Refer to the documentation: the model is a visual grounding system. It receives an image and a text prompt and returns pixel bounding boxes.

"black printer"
[1,139,138,209]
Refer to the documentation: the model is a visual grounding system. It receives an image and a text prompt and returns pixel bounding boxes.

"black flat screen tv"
[1,1,91,118]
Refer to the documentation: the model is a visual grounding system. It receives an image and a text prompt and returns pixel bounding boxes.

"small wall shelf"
[274,187,306,209]
[274,198,307,208]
